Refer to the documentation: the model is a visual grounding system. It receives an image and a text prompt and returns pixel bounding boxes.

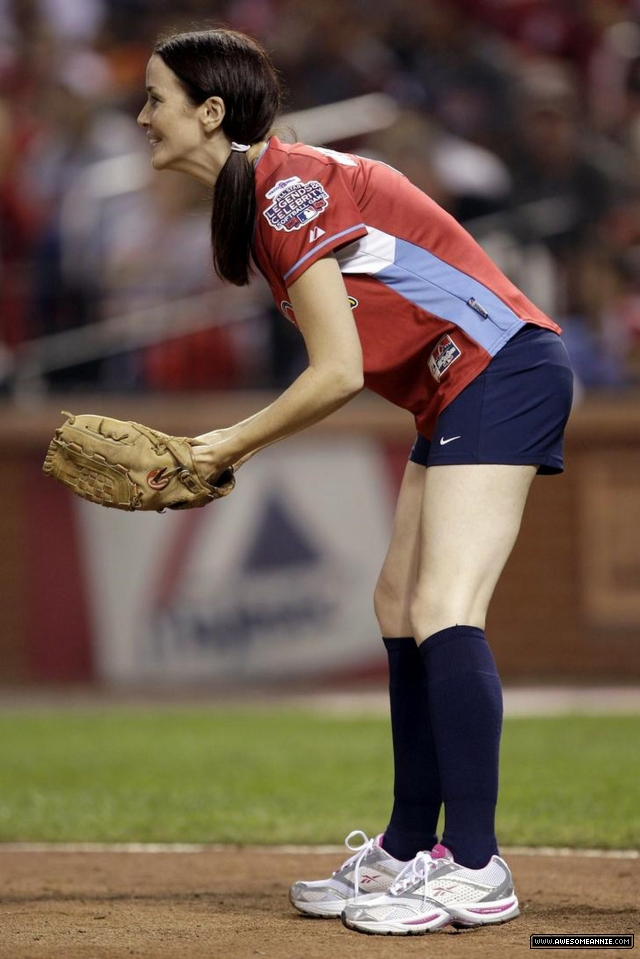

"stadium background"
[2,0,640,688]
[0,3,639,958]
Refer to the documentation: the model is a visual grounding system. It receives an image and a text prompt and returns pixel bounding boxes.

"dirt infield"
[0,848,637,959]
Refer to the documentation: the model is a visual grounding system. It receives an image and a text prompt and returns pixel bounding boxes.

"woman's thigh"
[411,462,537,640]
[374,459,425,637]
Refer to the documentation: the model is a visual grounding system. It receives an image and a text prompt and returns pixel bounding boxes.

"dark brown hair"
[155,29,282,286]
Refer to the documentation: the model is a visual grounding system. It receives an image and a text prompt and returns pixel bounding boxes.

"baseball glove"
[42,412,235,512]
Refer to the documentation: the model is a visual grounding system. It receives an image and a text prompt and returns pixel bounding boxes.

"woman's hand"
[190,426,258,482]
[189,429,238,485]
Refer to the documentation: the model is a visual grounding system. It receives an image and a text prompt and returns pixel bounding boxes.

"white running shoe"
[289,830,407,918]
[341,843,520,936]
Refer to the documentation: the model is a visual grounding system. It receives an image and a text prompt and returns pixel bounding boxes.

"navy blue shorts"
[409,325,574,475]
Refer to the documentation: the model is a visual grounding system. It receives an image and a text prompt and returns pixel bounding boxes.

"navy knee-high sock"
[381,637,442,861]
[419,625,502,869]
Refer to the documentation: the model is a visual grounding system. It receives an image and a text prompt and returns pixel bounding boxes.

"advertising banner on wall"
[76,436,396,684]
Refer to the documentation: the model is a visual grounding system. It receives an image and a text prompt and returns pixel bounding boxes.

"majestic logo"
[428,334,461,381]
[309,226,326,242]
[147,468,171,490]
[264,177,329,232]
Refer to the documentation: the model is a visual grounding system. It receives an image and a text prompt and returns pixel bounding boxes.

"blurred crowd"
[3,0,640,394]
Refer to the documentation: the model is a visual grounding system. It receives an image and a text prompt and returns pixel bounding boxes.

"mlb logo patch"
[264,176,329,232]
[428,334,461,381]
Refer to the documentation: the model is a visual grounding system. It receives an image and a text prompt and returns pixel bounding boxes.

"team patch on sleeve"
[263,176,329,232]
[428,334,461,381]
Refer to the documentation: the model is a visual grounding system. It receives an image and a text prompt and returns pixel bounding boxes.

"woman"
[137,28,574,936]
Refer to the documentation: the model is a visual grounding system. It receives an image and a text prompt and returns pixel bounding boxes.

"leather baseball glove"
[42,412,235,511]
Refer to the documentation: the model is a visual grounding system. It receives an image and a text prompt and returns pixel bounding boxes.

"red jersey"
[252,137,560,438]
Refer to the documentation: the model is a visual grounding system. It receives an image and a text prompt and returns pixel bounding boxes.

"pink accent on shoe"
[405,913,448,926]
[430,843,453,861]
[468,902,515,915]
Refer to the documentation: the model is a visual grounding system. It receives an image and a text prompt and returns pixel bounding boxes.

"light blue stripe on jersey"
[283,224,367,282]
[376,238,524,355]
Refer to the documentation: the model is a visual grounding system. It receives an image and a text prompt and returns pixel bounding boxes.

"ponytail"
[155,29,282,286]
[211,150,256,286]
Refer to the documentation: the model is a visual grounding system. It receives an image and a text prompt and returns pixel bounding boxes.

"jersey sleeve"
[254,156,369,288]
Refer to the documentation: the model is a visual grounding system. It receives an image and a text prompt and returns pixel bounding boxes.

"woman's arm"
[191,255,364,480]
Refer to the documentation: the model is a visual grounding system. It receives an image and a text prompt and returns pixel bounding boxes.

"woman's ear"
[200,95,225,132]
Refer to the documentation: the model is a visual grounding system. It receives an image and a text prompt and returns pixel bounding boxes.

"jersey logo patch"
[309,226,326,242]
[428,334,461,381]
[264,177,329,232]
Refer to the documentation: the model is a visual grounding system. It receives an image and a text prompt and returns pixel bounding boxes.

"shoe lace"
[389,850,437,903]
[335,830,377,891]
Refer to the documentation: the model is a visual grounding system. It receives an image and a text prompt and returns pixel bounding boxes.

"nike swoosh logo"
[439,435,461,446]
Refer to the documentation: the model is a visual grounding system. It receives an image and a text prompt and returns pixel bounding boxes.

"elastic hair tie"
[231,142,251,153]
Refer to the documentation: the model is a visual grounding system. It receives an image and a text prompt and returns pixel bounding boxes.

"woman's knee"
[374,569,412,636]
[409,587,486,642]
[378,568,486,640]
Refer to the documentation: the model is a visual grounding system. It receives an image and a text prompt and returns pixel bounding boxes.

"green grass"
[0,709,637,848]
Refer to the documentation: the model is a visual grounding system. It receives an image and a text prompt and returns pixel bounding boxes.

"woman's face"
[137,55,205,175]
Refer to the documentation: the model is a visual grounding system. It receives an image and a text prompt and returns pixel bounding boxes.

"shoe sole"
[448,896,520,928]
[341,909,453,936]
[341,898,520,936]
[289,897,345,919]
[290,886,398,919]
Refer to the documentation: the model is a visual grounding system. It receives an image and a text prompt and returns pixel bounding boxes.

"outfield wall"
[1,392,640,686]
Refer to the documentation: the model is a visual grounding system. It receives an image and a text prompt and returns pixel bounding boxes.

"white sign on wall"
[77,436,395,683]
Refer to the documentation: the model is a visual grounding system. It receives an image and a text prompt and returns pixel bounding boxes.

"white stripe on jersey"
[334,226,396,275]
